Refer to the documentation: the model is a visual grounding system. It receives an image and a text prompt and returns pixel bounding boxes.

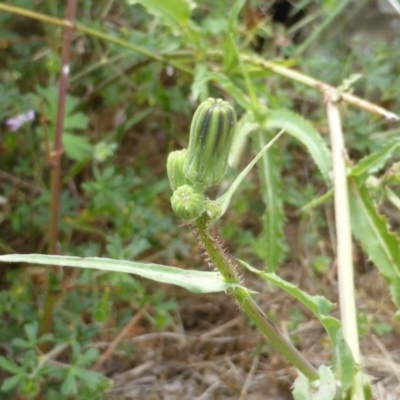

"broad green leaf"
[64,111,89,131]
[0,254,239,294]
[349,178,400,309]
[73,367,104,388]
[1,375,21,392]
[350,140,400,177]
[12,338,31,349]
[128,0,194,33]
[61,371,78,396]
[35,86,82,122]
[24,322,38,343]
[232,109,332,271]
[0,356,22,375]
[265,109,332,183]
[241,261,342,345]
[63,133,93,162]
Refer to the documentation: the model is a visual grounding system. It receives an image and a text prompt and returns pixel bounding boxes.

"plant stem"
[194,214,318,381]
[325,92,364,399]
[40,0,77,344]
[243,55,399,122]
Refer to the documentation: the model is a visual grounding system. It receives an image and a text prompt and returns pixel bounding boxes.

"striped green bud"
[171,184,205,221]
[167,149,190,191]
[184,98,237,188]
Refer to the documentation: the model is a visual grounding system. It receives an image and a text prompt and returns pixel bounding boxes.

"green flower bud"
[184,98,237,188]
[171,184,205,221]
[167,149,190,191]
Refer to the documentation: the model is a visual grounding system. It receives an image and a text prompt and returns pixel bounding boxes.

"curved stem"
[194,214,318,381]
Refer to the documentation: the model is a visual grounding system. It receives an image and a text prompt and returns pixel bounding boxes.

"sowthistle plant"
[1,2,400,399]
[167,97,318,380]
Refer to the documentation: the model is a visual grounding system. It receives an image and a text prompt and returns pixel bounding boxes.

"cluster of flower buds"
[167,98,237,221]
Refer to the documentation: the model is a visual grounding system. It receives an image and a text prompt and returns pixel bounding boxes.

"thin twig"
[239,356,259,400]
[246,56,399,122]
[40,0,77,344]
[0,170,44,194]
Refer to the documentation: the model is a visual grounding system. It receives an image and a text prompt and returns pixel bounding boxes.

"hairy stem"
[194,214,318,381]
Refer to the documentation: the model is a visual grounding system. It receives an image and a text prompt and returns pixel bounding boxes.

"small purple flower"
[5,110,35,132]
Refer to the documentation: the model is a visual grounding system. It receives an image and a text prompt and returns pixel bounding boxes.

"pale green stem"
[194,213,318,381]
[325,96,364,399]
[242,55,399,122]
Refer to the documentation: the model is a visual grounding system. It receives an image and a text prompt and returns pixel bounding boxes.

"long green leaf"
[265,109,332,183]
[256,133,285,271]
[0,254,238,294]
[241,260,342,345]
[228,112,258,168]
[349,178,400,309]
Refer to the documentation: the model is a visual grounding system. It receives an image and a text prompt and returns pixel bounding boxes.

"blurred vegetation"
[0,0,400,398]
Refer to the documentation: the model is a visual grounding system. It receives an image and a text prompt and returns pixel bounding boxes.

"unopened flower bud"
[167,149,190,191]
[171,184,205,221]
[184,98,237,188]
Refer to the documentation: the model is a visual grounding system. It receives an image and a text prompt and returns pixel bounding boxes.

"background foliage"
[0,0,400,398]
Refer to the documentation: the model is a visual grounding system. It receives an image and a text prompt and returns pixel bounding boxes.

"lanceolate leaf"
[349,140,400,177]
[349,178,400,309]
[0,254,239,294]
[255,133,285,272]
[265,109,332,183]
[241,260,341,345]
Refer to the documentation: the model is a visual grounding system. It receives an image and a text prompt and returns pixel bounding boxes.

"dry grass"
[93,259,400,399]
